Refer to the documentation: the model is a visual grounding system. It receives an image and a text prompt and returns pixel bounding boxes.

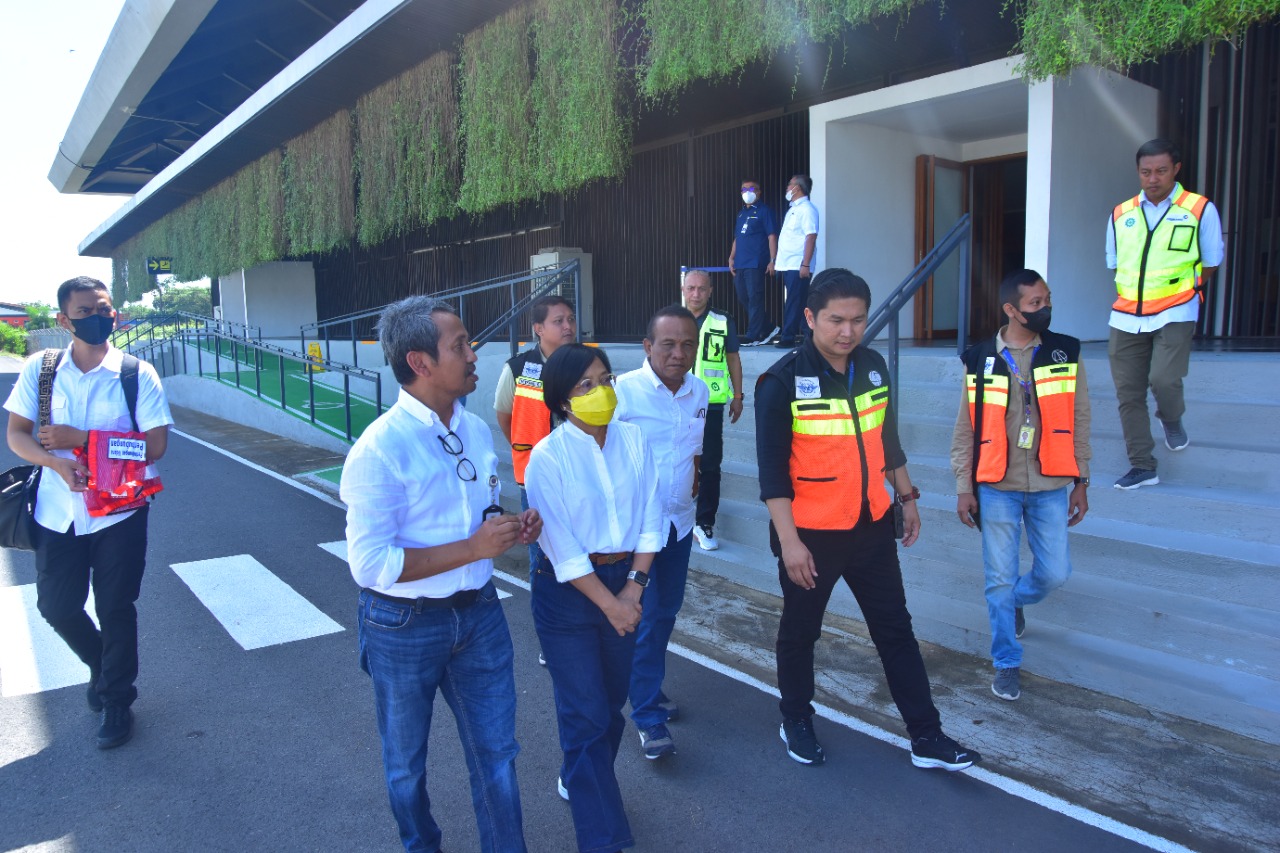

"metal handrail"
[175,311,262,341]
[131,328,382,442]
[865,214,973,406]
[301,260,582,364]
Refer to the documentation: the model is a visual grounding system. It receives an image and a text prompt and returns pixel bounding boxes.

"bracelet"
[801,263,810,268]
[895,486,921,505]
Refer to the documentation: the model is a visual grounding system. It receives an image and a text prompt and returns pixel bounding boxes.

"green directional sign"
[146,257,173,275]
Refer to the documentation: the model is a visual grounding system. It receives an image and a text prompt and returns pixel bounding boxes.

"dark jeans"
[772,513,942,740]
[532,556,636,853]
[35,506,150,709]
[734,267,770,340]
[780,270,810,341]
[695,404,725,529]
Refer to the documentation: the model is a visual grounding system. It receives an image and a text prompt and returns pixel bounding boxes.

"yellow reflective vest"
[1112,185,1209,316]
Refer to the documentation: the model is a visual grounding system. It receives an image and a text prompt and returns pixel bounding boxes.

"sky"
[0,1,132,306]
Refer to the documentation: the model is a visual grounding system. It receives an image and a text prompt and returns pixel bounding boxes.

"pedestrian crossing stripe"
[171,555,343,650]
[0,585,97,697]
[318,541,513,600]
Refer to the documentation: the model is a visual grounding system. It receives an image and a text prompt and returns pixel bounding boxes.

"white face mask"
[742,191,757,204]
[786,189,795,202]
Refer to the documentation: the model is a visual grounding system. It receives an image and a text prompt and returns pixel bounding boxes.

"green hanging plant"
[283,111,356,254]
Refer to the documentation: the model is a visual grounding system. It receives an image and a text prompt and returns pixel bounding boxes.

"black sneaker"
[1162,419,1190,451]
[658,697,680,723]
[639,723,676,759]
[1114,467,1159,490]
[780,717,825,765]
[1015,607,1025,639]
[773,338,796,349]
[97,705,133,750]
[910,732,980,771]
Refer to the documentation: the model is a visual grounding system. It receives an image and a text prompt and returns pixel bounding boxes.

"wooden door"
[914,155,966,340]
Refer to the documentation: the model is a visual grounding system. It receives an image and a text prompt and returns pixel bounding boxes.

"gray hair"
[377,296,458,386]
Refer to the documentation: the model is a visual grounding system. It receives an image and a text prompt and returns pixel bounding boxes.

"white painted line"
[172,429,346,510]
[0,585,96,697]
[319,541,511,599]
[171,555,343,650]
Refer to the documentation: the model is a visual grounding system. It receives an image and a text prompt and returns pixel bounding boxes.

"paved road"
[0,369,1155,852]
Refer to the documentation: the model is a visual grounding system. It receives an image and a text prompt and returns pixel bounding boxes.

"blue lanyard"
[1000,345,1039,393]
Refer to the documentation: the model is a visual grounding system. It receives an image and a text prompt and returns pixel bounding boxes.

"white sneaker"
[759,326,781,345]
[556,777,569,801]
[693,524,719,551]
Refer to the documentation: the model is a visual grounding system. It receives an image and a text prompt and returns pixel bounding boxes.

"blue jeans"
[630,526,692,729]
[978,485,1073,669]
[532,556,636,853]
[780,269,809,341]
[734,267,769,340]
[357,583,526,853]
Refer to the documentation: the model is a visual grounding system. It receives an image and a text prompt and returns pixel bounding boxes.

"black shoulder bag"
[1,349,65,550]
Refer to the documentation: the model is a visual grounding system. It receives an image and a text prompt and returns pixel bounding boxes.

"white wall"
[243,261,318,337]
[216,269,247,328]
[1027,67,1159,341]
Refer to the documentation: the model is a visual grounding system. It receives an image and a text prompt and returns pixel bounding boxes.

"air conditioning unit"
[530,247,594,340]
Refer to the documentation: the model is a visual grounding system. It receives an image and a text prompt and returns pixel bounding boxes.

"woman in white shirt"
[525,344,662,853]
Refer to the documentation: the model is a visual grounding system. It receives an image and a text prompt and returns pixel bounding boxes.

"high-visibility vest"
[760,340,895,529]
[962,331,1081,485]
[1112,185,1209,316]
[506,348,551,485]
[694,310,731,404]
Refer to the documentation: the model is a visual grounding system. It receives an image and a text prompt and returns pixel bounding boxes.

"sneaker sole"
[1165,437,1190,451]
[778,724,824,765]
[911,753,975,771]
[1114,475,1159,490]
[97,728,133,750]
[557,778,569,801]
[639,730,675,760]
[991,683,1021,701]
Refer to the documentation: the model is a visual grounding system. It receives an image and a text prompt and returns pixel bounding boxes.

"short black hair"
[741,177,761,188]
[57,276,110,312]
[1136,138,1181,166]
[646,304,697,341]
[788,174,812,196]
[807,268,871,315]
[998,269,1044,311]
[531,295,573,326]
[542,343,613,417]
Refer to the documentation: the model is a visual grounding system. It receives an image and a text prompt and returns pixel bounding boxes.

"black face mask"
[1019,306,1052,335]
[69,314,114,345]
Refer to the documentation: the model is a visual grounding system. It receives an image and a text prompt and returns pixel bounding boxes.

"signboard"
[146,257,173,275]
[306,342,326,373]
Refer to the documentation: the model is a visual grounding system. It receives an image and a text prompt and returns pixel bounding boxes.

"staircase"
[471,341,1280,746]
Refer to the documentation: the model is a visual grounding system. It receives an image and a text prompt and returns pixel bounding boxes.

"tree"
[156,285,213,317]
[23,302,56,330]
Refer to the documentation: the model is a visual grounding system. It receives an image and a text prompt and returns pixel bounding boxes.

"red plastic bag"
[75,431,164,517]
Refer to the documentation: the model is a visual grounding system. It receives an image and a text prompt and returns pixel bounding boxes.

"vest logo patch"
[1051,349,1068,364]
[869,370,882,387]
[1167,213,1190,221]
[522,362,543,379]
[984,356,996,375]
[796,376,821,399]
[1124,217,1137,227]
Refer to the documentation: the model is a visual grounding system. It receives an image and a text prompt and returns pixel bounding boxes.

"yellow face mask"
[568,384,617,427]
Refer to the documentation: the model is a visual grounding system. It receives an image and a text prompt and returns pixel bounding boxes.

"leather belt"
[363,587,481,610]
[589,552,632,566]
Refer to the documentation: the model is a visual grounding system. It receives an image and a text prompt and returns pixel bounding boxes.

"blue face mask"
[70,313,114,345]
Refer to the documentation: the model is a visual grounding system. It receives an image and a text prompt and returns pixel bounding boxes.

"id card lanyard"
[1000,346,1039,450]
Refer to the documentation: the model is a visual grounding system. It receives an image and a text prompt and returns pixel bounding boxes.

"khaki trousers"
[1107,321,1195,471]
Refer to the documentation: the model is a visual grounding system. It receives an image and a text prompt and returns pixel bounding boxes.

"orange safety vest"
[1111,186,1209,316]
[506,348,552,486]
[761,341,897,530]
[962,331,1081,485]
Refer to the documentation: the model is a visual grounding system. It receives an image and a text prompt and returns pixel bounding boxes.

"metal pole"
[575,266,582,342]
[351,319,358,368]
[957,221,972,357]
[308,365,316,424]
[344,374,353,441]
[508,280,518,359]
[255,348,263,398]
[375,373,382,416]
[233,339,240,389]
[279,353,287,414]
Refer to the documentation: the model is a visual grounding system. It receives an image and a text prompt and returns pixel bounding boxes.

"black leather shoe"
[97,706,133,749]
[86,670,103,712]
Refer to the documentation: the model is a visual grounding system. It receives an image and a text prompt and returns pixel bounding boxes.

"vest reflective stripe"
[967,374,1010,484]
[508,359,551,485]
[695,311,731,404]
[1112,188,1207,316]
[789,390,891,529]
[1031,363,1079,477]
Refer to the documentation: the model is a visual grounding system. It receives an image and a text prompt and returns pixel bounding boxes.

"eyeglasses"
[573,374,615,394]
[437,430,478,482]
[740,186,759,192]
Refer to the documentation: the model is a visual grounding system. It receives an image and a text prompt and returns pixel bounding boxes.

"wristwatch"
[895,486,921,505]
[1075,477,1090,486]
[627,569,649,588]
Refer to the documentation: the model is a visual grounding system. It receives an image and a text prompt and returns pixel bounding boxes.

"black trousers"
[695,403,725,529]
[773,512,942,740]
[35,506,150,708]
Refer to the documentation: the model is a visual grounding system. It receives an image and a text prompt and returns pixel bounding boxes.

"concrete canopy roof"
[66,0,518,258]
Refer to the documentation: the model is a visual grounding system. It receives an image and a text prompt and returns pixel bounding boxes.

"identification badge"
[1017,424,1035,449]
[522,362,543,379]
[107,437,147,462]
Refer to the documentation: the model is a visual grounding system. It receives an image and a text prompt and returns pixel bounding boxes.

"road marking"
[0,585,96,697]
[319,541,511,599]
[171,555,343,650]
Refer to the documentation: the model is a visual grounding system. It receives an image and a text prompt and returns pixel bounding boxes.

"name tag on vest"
[108,437,147,462]
[522,363,543,379]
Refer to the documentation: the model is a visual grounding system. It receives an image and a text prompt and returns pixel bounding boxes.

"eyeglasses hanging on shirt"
[437,430,478,482]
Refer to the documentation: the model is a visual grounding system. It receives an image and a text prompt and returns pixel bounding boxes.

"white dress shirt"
[776,196,819,271]
[525,419,663,583]
[4,344,173,536]
[614,360,708,541]
[341,388,501,597]
[1105,184,1225,333]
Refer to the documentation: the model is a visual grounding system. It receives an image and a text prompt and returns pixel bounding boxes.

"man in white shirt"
[341,296,540,853]
[774,173,820,348]
[614,306,708,760]
[1106,138,1224,490]
[5,276,173,750]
